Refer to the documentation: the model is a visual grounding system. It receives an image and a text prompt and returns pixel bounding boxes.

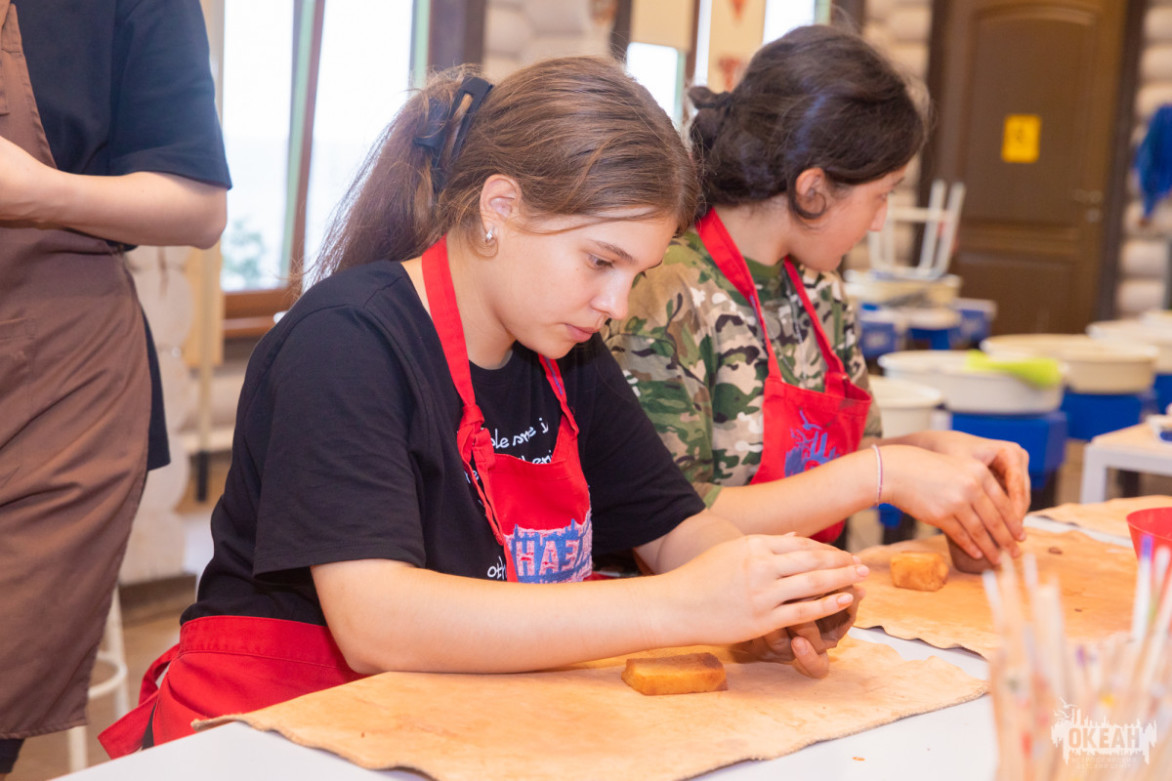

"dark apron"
[696,210,871,543]
[0,0,151,739]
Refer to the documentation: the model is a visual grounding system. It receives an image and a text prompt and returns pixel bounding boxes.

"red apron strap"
[696,209,785,385]
[782,259,851,392]
[139,641,180,702]
[422,239,473,404]
[538,354,578,436]
[421,238,503,533]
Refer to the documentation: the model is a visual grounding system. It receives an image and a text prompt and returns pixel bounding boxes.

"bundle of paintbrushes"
[983,537,1172,780]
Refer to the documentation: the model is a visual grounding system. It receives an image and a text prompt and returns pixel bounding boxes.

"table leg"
[1079,444,1110,503]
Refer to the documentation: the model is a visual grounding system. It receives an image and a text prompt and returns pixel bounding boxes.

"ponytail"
[313,67,487,280]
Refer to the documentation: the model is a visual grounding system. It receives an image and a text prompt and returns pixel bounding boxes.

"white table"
[61,519,1126,781]
[1080,423,1172,502]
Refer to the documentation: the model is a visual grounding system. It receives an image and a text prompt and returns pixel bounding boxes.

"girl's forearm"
[708,448,879,537]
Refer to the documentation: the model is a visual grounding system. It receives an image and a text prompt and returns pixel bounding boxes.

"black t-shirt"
[185,261,705,626]
[17,0,231,186]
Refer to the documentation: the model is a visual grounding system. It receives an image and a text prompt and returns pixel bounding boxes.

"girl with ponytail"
[101,56,868,756]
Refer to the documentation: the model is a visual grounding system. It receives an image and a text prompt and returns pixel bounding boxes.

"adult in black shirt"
[0,0,229,774]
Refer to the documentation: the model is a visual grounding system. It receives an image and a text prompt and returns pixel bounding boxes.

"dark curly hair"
[687,24,927,222]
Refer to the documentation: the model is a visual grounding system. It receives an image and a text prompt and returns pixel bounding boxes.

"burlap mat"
[197,636,986,780]
[1032,495,1172,538]
[855,528,1136,659]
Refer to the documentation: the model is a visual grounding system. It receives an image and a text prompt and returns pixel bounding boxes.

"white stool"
[67,591,130,772]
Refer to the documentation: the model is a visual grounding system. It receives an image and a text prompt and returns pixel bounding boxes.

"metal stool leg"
[68,590,131,772]
[67,726,88,773]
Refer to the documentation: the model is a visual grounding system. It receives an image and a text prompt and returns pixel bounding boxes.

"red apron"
[696,210,872,543]
[422,238,595,582]
[98,616,363,757]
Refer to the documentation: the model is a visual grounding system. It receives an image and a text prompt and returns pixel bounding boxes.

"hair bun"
[689,85,732,113]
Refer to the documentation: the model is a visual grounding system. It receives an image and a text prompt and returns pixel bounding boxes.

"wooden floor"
[12,442,1172,779]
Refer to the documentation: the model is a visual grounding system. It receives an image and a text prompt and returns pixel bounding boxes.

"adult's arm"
[0,136,226,248]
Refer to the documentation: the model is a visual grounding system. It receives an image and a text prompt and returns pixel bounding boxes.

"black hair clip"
[414,75,494,194]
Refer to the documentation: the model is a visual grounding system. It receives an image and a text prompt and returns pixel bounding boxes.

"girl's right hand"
[879,444,1022,565]
[665,534,868,649]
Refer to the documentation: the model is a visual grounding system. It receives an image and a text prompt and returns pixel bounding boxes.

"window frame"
[212,0,469,339]
[220,0,323,337]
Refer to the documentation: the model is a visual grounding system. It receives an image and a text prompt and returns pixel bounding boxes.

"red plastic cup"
[1125,507,1172,559]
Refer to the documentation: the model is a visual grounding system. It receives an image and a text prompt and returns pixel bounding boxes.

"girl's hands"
[668,534,868,655]
[732,585,862,678]
[909,431,1031,520]
[880,442,1026,565]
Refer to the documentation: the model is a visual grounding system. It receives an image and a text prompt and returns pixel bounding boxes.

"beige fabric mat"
[856,528,1136,659]
[198,636,986,781]
[1033,495,1172,538]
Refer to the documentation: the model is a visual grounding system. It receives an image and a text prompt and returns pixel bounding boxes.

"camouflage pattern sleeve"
[604,243,725,506]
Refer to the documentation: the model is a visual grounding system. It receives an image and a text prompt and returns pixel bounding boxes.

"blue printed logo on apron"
[783,409,841,477]
[505,514,593,583]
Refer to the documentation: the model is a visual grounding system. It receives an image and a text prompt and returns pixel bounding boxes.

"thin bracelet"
[871,443,883,506]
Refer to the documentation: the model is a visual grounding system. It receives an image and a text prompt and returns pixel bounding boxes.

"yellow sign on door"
[1002,114,1041,163]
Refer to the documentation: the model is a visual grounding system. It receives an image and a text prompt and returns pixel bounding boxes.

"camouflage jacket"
[604,228,881,506]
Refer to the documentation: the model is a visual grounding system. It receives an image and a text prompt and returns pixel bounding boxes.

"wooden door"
[926,0,1131,335]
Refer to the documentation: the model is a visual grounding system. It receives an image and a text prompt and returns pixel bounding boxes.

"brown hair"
[687,24,927,221]
[313,57,698,280]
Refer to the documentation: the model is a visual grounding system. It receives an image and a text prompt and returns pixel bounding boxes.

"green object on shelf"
[962,350,1064,388]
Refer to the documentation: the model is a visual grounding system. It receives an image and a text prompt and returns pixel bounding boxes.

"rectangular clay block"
[890,551,949,592]
[621,652,728,695]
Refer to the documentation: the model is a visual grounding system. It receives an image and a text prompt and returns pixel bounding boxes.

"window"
[212,0,419,335]
[624,0,695,124]
[220,1,294,293]
[626,42,685,124]
[304,0,415,270]
[762,0,818,43]
[694,0,824,90]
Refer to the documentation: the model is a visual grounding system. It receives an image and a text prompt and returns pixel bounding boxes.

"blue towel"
[1136,104,1172,218]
